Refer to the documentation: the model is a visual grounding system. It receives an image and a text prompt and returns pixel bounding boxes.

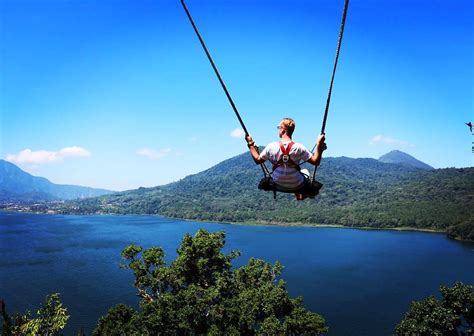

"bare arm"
[246,136,265,164]
[306,134,326,166]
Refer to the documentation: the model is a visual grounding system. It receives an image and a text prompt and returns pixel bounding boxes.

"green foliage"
[447,221,474,241]
[93,304,138,336]
[93,229,328,335]
[395,282,474,335]
[35,153,474,241]
[1,294,69,336]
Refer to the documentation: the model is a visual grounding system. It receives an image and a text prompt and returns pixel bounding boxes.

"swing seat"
[258,176,323,199]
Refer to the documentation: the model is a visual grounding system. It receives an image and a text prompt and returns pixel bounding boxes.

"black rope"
[180,0,270,176]
[312,0,349,182]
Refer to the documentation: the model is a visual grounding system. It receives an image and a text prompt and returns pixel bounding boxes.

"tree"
[1,294,69,336]
[94,229,328,335]
[395,282,474,336]
[93,304,137,336]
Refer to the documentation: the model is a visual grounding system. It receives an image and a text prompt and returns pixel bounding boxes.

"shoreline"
[3,209,474,242]
[176,217,448,235]
[1,209,450,237]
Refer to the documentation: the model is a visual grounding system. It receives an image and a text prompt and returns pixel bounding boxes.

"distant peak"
[384,150,405,155]
[378,150,434,170]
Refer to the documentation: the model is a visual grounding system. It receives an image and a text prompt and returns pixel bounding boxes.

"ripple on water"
[34,246,66,253]
[0,258,54,268]
[70,239,129,250]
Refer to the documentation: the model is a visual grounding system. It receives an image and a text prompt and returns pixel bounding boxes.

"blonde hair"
[281,118,295,137]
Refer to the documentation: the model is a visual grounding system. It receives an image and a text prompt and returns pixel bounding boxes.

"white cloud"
[6,146,91,165]
[58,146,91,157]
[230,128,245,138]
[369,135,414,147]
[188,136,199,143]
[136,148,172,160]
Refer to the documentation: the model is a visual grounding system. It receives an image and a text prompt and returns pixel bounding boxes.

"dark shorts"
[296,179,323,197]
[258,177,323,197]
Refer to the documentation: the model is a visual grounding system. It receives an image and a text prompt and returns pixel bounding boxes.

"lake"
[0,212,473,335]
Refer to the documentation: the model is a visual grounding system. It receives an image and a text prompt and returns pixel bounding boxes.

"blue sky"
[1,0,473,191]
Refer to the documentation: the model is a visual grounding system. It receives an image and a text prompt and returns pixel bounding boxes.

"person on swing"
[246,117,326,200]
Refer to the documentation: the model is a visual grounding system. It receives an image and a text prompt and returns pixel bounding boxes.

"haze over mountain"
[379,150,434,170]
[0,159,114,201]
[32,150,473,241]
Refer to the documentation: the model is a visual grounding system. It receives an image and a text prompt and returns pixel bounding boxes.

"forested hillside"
[0,160,113,201]
[43,151,474,241]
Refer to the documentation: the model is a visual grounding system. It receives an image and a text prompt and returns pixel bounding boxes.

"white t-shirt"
[259,141,312,189]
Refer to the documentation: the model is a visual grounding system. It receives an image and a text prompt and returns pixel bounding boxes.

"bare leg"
[295,193,306,201]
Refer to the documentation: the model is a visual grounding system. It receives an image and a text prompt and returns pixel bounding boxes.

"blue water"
[0,212,473,335]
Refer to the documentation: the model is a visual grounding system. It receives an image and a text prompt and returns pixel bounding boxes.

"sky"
[1,0,473,191]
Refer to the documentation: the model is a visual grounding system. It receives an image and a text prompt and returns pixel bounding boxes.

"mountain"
[379,150,434,170]
[43,151,473,241]
[0,159,114,201]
